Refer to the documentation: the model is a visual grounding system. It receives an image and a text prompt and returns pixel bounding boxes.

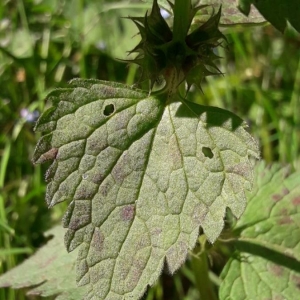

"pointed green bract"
[32,79,258,299]
[219,161,300,300]
[127,0,226,94]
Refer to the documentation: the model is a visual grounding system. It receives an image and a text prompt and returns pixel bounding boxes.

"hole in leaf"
[103,104,115,116]
[202,147,213,159]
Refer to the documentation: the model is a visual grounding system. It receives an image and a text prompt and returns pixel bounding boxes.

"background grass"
[0,0,299,299]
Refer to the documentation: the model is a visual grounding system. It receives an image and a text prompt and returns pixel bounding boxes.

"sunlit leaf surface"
[32,79,259,299]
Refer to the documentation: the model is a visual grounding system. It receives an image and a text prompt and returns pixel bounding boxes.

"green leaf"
[0,226,88,300]
[219,161,300,300]
[192,0,266,26]
[238,0,300,33]
[33,79,259,299]
[144,0,266,26]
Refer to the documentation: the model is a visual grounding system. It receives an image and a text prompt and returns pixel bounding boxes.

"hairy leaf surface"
[219,162,300,300]
[195,0,265,26]
[146,0,266,26]
[0,226,87,299]
[33,79,259,299]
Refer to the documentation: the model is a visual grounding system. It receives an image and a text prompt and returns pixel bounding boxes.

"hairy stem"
[173,0,191,41]
[191,241,218,300]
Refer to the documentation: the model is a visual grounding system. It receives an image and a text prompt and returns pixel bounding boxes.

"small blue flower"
[160,8,170,19]
[20,108,39,123]
[95,41,107,50]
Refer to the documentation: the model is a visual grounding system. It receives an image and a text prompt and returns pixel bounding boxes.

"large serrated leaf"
[33,79,259,299]
[238,0,300,33]
[219,161,300,300]
[0,226,88,300]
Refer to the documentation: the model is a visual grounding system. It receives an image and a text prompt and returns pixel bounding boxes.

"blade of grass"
[291,56,300,170]
[0,248,32,257]
[0,141,17,300]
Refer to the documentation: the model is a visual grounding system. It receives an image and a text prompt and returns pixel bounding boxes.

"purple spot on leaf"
[292,196,300,206]
[278,216,293,225]
[91,228,104,251]
[121,205,135,221]
[69,218,81,231]
[292,274,300,289]
[272,194,282,202]
[268,263,283,277]
[91,173,103,184]
[282,188,289,196]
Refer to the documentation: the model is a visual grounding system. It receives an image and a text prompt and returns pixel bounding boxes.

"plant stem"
[173,0,191,41]
[191,243,218,300]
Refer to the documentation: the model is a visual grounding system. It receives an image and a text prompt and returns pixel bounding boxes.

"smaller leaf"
[235,162,300,260]
[219,161,300,300]
[0,226,88,300]
[220,251,300,300]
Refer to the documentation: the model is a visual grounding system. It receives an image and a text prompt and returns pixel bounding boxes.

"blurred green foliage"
[0,0,299,299]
